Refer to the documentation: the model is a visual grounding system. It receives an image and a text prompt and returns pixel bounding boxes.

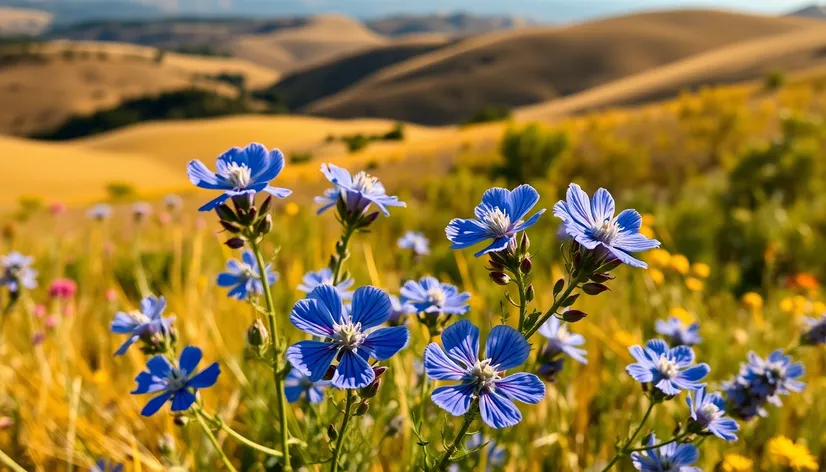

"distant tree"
[382,123,405,141]
[289,151,313,164]
[495,123,568,185]
[764,70,786,91]
[464,106,511,126]
[106,182,136,201]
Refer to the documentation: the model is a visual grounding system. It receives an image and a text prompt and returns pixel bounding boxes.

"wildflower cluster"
[723,350,805,420]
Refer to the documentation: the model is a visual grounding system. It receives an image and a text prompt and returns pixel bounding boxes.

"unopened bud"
[255,213,272,236]
[553,279,565,297]
[520,258,532,274]
[355,400,370,416]
[360,378,381,399]
[232,194,253,212]
[219,220,242,234]
[259,195,273,215]
[247,319,269,347]
[215,204,237,223]
[525,284,535,302]
[225,237,245,249]
[173,415,189,427]
[582,283,609,296]
[520,232,530,252]
[489,271,510,286]
[360,211,380,227]
[327,424,338,441]
[488,260,505,271]
[589,273,612,283]
[561,310,587,322]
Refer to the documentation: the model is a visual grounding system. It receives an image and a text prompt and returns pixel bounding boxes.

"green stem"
[195,411,238,472]
[625,430,690,453]
[331,390,356,472]
[249,238,292,471]
[523,273,583,339]
[599,400,656,472]
[432,401,479,472]
[331,223,357,285]
[0,447,26,472]
[197,409,283,458]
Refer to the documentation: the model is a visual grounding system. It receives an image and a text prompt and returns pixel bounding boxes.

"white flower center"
[351,171,378,193]
[698,403,721,424]
[555,325,571,342]
[128,310,151,325]
[166,367,188,391]
[334,321,365,350]
[484,208,512,237]
[426,287,447,307]
[657,356,679,379]
[471,358,500,390]
[224,162,252,189]
[238,263,257,280]
[591,218,620,244]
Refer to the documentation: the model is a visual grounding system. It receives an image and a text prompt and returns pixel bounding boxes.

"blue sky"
[237,0,817,21]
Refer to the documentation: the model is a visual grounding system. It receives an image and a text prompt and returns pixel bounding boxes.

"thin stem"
[331,390,356,472]
[331,223,357,285]
[0,447,26,472]
[249,238,292,471]
[195,411,238,472]
[197,409,283,458]
[515,271,528,332]
[523,273,583,339]
[433,401,479,472]
[599,400,656,472]
[625,431,691,453]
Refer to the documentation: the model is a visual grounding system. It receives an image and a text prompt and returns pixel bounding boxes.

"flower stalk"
[195,408,238,471]
[331,390,356,472]
[599,399,656,472]
[432,400,479,471]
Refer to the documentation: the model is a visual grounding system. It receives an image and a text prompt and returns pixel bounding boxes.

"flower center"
[426,287,447,307]
[483,208,512,237]
[698,403,721,424]
[238,263,258,280]
[590,218,620,244]
[351,171,378,193]
[334,322,364,350]
[128,310,151,325]
[224,162,252,189]
[471,358,500,389]
[166,367,188,391]
[657,356,679,379]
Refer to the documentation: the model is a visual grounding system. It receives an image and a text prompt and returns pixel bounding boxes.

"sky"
[230,0,818,21]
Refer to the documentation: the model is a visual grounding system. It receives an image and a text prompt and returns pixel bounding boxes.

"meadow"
[2,73,826,472]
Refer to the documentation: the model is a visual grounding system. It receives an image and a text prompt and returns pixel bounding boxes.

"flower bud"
[327,424,338,441]
[255,213,273,236]
[173,415,189,427]
[520,257,532,275]
[488,259,505,271]
[553,278,565,297]
[247,319,269,347]
[561,310,587,322]
[354,400,370,416]
[359,211,380,228]
[489,271,511,285]
[219,220,242,234]
[582,283,609,296]
[215,204,237,223]
[525,284,535,302]
[520,232,530,253]
[589,273,612,283]
[373,366,388,379]
[225,237,245,249]
[232,193,253,212]
[560,293,579,307]
[359,378,381,399]
[259,195,273,215]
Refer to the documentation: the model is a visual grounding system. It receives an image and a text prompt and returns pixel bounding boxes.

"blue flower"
[110,295,175,356]
[91,459,123,472]
[297,268,354,299]
[388,295,416,325]
[319,163,405,215]
[446,185,545,257]
[87,203,112,221]
[630,434,702,472]
[626,339,709,396]
[723,350,805,420]
[802,313,826,346]
[464,433,506,470]
[553,183,659,268]
[423,320,545,428]
[686,387,739,441]
[286,285,409,389]
[401,276,470,315]
[0,252,38,292]
[655,317,701,346]
[217,250,278,300]
[314,187,341,214]
[132,346,221,416]
[187,142,292,212]
[398,231,430,255]
[537,316,588,364]
[284,368,329,404]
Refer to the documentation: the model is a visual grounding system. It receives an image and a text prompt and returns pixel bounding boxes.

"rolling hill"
[304,10,823,125]
[0,7,52,36]
[365,13,527,37]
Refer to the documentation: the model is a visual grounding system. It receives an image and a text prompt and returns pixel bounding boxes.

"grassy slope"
[304,10,821,124]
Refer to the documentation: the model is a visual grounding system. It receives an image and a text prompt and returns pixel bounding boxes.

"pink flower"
[49,278,77,300]
[49,202,67,215]
[105,288,118,302]
[157,211,172,226]
[44,315,59,329]
[33,304,46,318]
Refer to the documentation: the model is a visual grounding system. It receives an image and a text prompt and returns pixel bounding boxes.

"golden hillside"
[304,9,822,124]
[0,7,52,36]
[0,40,280,136]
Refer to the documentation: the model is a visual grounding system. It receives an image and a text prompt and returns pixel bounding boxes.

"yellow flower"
[648,268,665,286]
[669,254,690,275]
[613,329,640,349]
[639,225,656,239]
[641,213,655,226]
[92,370,108,385]
[669,307,695,324]
[684,277,704,292]
[691,262,710,278]
[780,297,794,313]
[812,301,826,315]
[741,292,763,310]
[767,436,818,470]
[285,202,300,216]
[792,295,809,317]
[722,453,753,472]
[648,249,671,268]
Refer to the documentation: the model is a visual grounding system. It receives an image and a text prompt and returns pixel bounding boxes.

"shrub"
[464,105,511,126]
[495,123,568,185]
[106,182,136,201]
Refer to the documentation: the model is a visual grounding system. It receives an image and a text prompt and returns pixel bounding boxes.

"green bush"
[463,106,511,126]
[289,151,313,164]
[106,182,136,201]
[495,123,568,185]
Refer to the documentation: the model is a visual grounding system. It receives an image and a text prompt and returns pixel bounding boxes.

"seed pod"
[582,283,609,296]
[225,237,245,249]
[561,310,587,322]
[489,272,511,285]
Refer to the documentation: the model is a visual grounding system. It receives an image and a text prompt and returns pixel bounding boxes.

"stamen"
[483,208,512,237]
[224,162,252,189]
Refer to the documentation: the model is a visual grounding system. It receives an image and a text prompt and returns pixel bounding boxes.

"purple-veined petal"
[332,350,375,389]
[423,344,468,380]
[479,390,522,429]
[351,286,392,329]
[431,383,475,416]
[486,325,530,370]
[361,326,409,360]
[494,372,545,404]
[441,319,480,368]
[286,341,339,382]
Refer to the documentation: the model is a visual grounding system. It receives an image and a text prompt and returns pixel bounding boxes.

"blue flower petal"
[361,326,409,360]
[423,344,468,380]
[187,160,224,190]
[114,335,139,356]
[590,188,615,223]
[440,319,479,368]
[285,384,304,403]
[187,362,221,389]
[198,193,231,212]
[485,325,530,370]
[290,299,337,337]
[431,383,475,416]
[564,183,595,229]
[613,233,660,253]
[615,209,642,234]
[446,218,490,249]
[473,236,512,258]
[332,350,375,389]
[320,163,353,186]
[146,355,172,377]
[286,340,339,382]
[307,386,326,404]
[645,339,670,357]
[350,286,392,329]
[626,363,654,383]
[178,346,202,374]
[606,245,648,269]
[132,370,167,394]
[512,209,545,233]
[479,390,522,429]
[507,184,540,222]
[669,345,695,367]
[493,372,545,404]
[170,389,197,412]
[264,186,292,198]
[474,187,510,220]
[140,392,171,417]
[216,273,242,287]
